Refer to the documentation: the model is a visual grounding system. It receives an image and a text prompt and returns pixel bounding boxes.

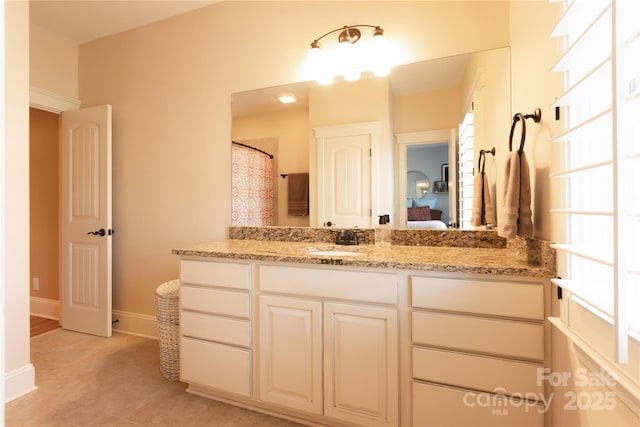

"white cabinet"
[179,260,252,397]
[323,302,398,426]
[258,295,323,414]
[176,256,548,427]
[410,275,546,427]
[258,265,399,427]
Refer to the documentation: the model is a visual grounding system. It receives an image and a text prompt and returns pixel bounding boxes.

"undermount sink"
[305,247,364,257]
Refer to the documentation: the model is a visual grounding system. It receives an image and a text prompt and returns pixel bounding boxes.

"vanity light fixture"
[277,94,297,104]
[306,24,390,85]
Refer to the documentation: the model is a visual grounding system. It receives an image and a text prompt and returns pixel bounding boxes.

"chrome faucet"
[336,229,359,245]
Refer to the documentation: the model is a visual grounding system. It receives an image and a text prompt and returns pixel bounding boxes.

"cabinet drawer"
[181,311,250,347]
[412,311,544,361]
[181,337,251,397]
[412,382,543,427]
[411,276,543,320]
[181,286,249,318]
[259,264,397,304]
[412,347,543,396]
[181,260,250,290]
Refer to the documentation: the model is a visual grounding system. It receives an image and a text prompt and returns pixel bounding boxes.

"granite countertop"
[172,238,555,278]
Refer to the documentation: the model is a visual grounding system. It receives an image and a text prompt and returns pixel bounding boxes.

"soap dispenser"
[375,214,391,247]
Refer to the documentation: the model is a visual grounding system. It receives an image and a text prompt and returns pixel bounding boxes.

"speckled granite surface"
[174,227,556,277]
[390,229,506,248]
[228,226,368,244]
[227,226,507,248]
[227,226,555,272]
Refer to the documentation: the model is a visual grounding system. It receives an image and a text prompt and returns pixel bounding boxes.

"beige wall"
[76,1,510,316]
[29,24,78,99]
[29,108,59,301]
[393,87,461,134]
[232,107,310,227]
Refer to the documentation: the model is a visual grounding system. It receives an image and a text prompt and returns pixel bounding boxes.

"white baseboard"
[29,298,159,340]
[5,364,36,403]
[112,309,158,339]
[30,297,60,320]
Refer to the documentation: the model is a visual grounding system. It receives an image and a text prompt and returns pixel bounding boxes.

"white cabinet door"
[324,302,399,427]
[258,295,323,415]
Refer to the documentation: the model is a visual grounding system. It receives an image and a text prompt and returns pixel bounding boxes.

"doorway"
[29,107,61,321]
[395,129,457,228]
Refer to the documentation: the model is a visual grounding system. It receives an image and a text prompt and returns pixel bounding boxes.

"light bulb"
[306,44,333,85]
[337,40,361,82]
[369,31,390,77]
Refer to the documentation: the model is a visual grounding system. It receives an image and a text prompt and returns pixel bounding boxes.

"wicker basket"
[155,279,180,381]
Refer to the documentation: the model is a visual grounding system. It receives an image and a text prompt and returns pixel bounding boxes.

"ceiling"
[30,0,220,44]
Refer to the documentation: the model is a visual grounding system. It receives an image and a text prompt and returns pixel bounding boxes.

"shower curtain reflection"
[231,144,275,226]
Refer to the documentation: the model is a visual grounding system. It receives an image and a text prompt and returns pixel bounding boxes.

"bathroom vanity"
[172,228,555,426]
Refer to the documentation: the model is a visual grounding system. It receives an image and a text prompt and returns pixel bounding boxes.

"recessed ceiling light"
[277,94,297,104]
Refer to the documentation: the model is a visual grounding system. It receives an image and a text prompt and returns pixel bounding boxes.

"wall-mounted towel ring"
[478,147,496,173]
[509,112,527,153]
[509,108,542,154]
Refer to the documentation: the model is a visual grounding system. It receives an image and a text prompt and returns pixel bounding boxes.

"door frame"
[28,87,81,320]
[395,129,457,227]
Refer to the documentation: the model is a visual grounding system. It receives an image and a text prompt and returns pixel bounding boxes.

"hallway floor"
[6,329,302,426]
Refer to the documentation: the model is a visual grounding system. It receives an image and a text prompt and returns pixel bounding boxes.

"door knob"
[88,228,106,236]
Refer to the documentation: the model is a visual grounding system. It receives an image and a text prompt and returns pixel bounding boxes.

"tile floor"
[6,329,302,426]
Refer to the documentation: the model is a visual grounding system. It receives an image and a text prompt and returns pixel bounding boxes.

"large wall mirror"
[231,47,511,229]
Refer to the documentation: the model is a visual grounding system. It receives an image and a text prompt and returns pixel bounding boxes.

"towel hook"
[477,147,495,173]
[509,112,527,154]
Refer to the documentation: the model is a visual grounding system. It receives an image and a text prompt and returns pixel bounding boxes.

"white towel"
[498,151,533,238]
[471,171,495,227]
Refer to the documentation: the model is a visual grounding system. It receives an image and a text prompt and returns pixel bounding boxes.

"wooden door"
[60,105,113,337]
[321,136,371,228]
[258,295,323,415]
[323,302,399,426]
[315,122,381,228]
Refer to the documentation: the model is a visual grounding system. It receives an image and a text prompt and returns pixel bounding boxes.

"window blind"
[458,110,474,228]
[550,0,640,376]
